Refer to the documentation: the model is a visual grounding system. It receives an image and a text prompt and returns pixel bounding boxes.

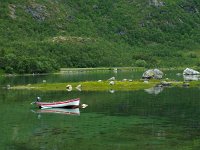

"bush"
[5,66,14,74]
[135,59,147,67]
[196,61,200,67]
[188,52,197,58]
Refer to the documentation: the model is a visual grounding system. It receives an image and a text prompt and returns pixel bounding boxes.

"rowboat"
[35,98,80,109]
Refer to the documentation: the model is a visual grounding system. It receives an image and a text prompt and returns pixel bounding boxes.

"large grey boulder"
[183,68,200,75]
[142,69,163,79]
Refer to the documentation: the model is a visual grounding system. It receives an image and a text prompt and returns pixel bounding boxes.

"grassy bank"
[60,67,146,73]
[10,80,200,92]
[61,67,200,73]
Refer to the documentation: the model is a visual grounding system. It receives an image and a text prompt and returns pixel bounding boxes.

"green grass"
[11,80,200,91]
[11,80,157,91]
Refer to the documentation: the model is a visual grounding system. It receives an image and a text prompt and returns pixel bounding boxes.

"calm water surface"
[0,70,200,150]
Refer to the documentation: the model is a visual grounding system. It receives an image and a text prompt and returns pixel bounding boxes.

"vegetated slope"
[0,0,200,73]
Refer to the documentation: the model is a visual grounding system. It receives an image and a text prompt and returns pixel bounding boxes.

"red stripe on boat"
[36,98,80,106]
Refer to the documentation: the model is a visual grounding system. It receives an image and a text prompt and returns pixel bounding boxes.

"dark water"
[0,70,200,150]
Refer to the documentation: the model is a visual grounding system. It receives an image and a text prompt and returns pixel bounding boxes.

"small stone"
[161,81,172,86]
[109,81,115,85]
[122,79,127,82]
[76,84,81,91]
[66,85,72,91]
[108,77,115,81]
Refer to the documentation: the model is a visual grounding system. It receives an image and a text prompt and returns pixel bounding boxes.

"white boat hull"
[36,98,80,109]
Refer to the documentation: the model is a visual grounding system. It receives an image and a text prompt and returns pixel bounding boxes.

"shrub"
[135,59,147,67]
[188,52,198,58]
[5,66,14,74]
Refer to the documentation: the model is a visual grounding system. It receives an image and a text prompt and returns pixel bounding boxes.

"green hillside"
[0,0,200,73]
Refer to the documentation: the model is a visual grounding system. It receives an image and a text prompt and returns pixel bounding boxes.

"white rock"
[76,84,82,91]
[142,69,163,79]
[109,81,115,85]
[108,77,115,81]
[66,85,72,91]
[122,79,127,82]
[113,68,118,73]
[7,84,11,89]
[183,68,200,75]
[81,104,88,108]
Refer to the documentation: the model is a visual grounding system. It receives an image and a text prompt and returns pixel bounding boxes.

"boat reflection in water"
[36,108,80,115]
[32,104,88,119]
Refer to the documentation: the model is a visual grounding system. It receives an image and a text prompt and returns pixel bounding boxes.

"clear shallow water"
[0,70,200,150]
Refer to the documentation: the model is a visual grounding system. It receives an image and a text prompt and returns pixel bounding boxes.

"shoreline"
[1,67,144,77]
[1,66,196,77]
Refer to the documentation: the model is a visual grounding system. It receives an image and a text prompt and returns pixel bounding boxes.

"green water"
[0,70,200,150]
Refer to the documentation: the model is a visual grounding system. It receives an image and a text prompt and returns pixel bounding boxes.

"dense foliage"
[0,0,200,73]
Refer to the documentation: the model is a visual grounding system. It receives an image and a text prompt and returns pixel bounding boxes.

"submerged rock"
[142,69,163,79]
[183,68,200,75]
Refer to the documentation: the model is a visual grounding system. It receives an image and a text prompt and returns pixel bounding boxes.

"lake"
[0,70,200,150]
